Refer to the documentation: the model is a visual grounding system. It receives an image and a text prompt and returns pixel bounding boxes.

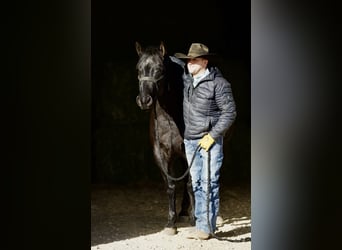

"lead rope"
[153,102,199,181]
[206,149,251,242]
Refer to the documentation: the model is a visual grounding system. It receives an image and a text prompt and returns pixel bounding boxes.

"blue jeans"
[184,136,224,234]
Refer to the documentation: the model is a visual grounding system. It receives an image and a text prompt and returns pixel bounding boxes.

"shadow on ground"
[91,181,250,246]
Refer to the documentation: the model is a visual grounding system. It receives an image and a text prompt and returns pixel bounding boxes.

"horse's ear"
[135,41,142,56]
[160,41,166,56]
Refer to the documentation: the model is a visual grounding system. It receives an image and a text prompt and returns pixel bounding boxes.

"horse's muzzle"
[136,95,153,110]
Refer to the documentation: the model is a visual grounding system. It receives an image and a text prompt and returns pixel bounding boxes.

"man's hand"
[198,134,215,151]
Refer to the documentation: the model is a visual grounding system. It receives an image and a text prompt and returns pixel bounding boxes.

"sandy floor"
[91,181,251,250]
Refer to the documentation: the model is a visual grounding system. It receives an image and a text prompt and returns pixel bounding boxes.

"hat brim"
[174,52,216,59]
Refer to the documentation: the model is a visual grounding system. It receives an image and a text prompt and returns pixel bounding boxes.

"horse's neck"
[153,98,185,137]
[154,99,171,118]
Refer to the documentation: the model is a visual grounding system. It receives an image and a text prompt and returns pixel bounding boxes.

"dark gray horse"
[135,41,195,234]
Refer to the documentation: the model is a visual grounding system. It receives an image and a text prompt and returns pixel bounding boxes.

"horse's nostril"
[136,95,153,109]
[140,95,152,105]
[145,96,153,106]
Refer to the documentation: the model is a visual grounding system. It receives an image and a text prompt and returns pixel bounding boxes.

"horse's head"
[135,41,166,110]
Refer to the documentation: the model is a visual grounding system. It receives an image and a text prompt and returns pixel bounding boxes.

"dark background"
[91,0,251,185]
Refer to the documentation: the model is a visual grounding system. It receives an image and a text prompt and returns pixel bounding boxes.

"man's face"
[187,57,208,76]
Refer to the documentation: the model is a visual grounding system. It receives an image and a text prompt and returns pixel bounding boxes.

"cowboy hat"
[174,43,215,59]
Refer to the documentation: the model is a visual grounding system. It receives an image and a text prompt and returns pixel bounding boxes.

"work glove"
[198,134,215,151]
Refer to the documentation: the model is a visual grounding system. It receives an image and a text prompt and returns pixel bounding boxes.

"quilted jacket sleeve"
[209,77,237,140]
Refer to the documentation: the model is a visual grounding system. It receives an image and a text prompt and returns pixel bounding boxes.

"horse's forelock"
[137,48,164,73]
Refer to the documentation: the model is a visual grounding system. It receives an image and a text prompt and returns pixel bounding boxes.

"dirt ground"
[91,181,251,250]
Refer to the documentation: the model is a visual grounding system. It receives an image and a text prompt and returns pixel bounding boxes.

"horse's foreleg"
[164,178,177,233]
[153,138,178,234]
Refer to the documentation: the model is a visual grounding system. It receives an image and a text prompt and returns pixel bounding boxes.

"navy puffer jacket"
[182,67,237,140]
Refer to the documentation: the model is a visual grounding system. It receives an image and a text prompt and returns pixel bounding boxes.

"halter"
[138,75,164,83]
[138,75,165,92]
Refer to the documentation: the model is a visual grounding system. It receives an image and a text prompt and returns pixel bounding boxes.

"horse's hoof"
[162,227,177,235]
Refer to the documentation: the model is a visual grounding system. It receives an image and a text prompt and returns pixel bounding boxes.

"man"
[174,43,237,240]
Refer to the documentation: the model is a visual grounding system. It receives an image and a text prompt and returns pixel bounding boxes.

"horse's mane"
[161,55,185,136]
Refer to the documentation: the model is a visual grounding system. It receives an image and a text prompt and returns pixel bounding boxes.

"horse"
[135,41,195,235]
